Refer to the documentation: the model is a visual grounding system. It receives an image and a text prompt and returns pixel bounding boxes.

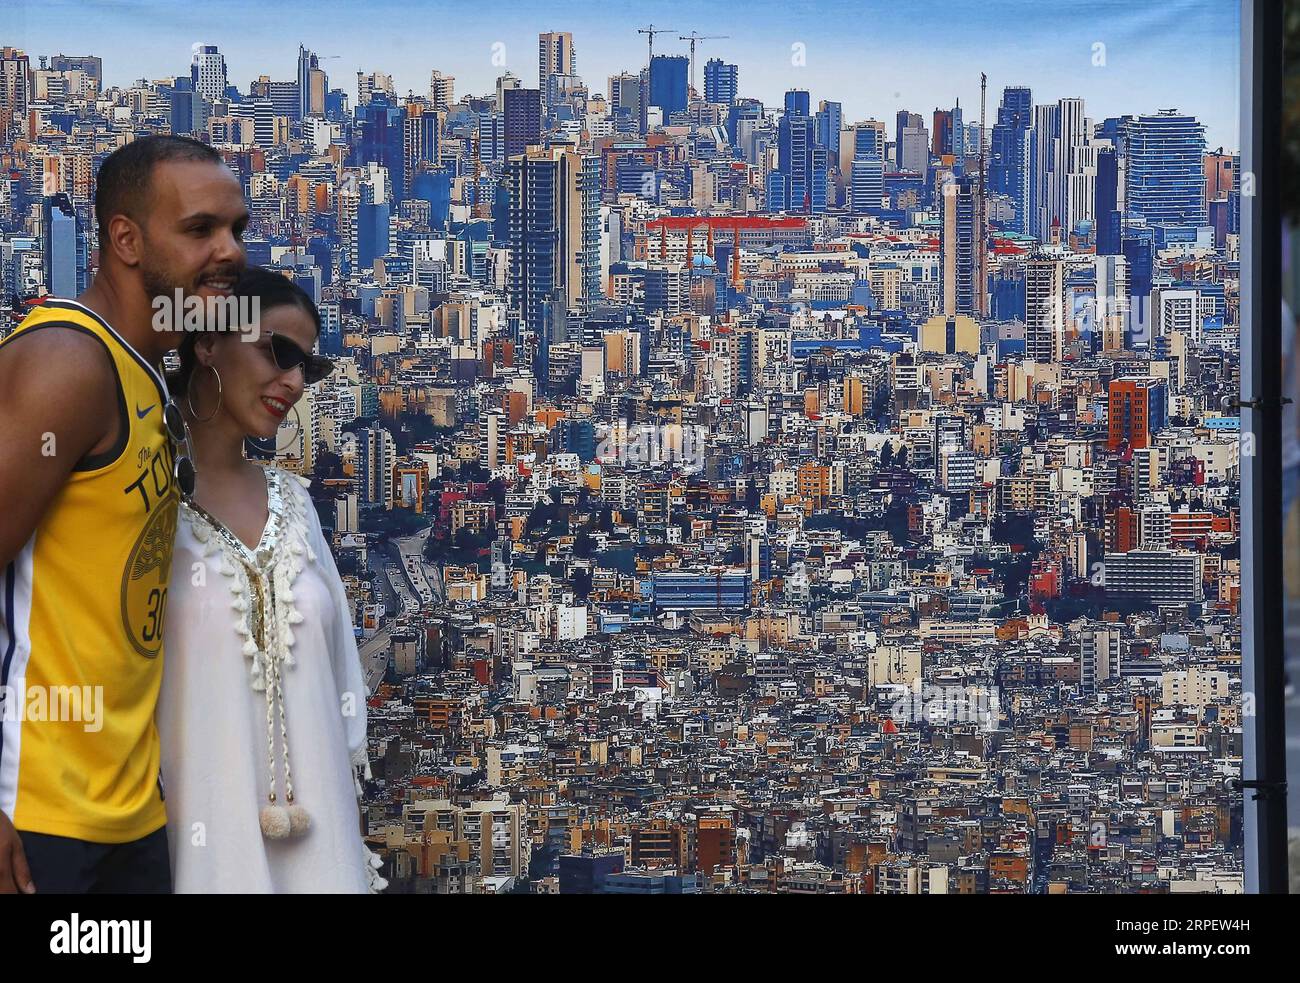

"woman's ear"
[193,333,219,368]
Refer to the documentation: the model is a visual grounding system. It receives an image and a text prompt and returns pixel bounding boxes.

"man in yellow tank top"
[0,135,248,893]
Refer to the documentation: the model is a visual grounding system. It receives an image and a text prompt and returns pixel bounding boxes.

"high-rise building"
[649,56,689,119]
[297,45,327,119]
[539,32,576,101]
[478,111,505,164]
[1101,550,1203,605]
[428,70,455,112]
[481,408,506,469]
[1204,148,1235,206]
[190,44,227,104]
[50,54,101,90]
[1080,628,1121,692]
[496,71,521,112]
[1030,97,1094,240]
[402,99,440,203]
[1095,146,1121,255]
[357,70,395,108]
[229,99,276,148]
[164,77,197,136]
[816,100,842,162]
[249,76,300,121]
[895,111,922,164]
[899,123,930,176]
[941,174,980,316]
[776,114,827,214]
[1,47,29,142]
[840,120,886,174]
[503,87,542,158]
[849,155,884,215]
[932,108,953,157]
[1093,253,1130,352]
[703,58,738,105]
[1025,257,1065,363]
[950,103,965,168]
[357,94,402,194]
[990,86,1032,233]
[504,145,602,335]
[360,423,397,508]
[784,89,810,119]
[609,72,641,119]
[41,193,86,299]
[1119,110,1207,234]
[1107,377,1168,450]
[357,187,390,270]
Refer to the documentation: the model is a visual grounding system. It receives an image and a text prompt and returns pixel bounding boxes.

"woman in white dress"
[158,267,385,893]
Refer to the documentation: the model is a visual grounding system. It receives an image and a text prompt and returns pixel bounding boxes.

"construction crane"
[978,72,988,317]
[637,24,677,66]
[678,32,730,98]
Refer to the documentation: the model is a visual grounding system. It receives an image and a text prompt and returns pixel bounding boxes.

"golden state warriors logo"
[120,497,178,658]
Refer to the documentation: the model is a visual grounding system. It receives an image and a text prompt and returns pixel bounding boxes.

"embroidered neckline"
[182,466,282,562]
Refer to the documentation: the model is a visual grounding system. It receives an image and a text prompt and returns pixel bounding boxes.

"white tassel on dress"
[260,805,291,839]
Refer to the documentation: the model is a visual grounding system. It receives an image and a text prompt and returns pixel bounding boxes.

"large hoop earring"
[244,400,306,457]
[187,364,223,423]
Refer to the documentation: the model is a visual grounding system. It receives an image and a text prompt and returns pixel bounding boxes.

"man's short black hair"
[94,134,224,239]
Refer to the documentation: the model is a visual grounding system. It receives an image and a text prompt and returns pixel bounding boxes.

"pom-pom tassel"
[260,805,291,839]
[287,805,312,837]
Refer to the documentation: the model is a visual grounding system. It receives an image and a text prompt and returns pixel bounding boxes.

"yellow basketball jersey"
[0,299,176,843]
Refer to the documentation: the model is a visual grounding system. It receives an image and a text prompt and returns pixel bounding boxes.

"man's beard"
[139,249,191,307]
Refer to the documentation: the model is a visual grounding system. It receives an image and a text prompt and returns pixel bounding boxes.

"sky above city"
[7,0,1242,149]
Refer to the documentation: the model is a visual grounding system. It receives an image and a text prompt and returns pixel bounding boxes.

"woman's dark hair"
[171,266,322,397]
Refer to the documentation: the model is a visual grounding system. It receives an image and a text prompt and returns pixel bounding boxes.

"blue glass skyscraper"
[41,193,85,299]
[357,199,390,270]
[990,86,1032,234]
[850,156,883,214]
[816,100,842,161]
[703,58,738,106]
[784,89,810,119]
[649,56,689,119]
[1120,110,1207,234]
[777,114,826,213]
[356,94,402,196]
[1095,147,1121,255]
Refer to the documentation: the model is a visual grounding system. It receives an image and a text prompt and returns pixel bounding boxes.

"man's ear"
[105,213,144,269]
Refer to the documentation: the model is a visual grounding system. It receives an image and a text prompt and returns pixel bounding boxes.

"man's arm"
[0,326,116,894]
[0,327,117,567]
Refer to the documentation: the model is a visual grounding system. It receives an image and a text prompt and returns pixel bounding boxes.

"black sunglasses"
[268,332,335,385]
[163,400,197,498]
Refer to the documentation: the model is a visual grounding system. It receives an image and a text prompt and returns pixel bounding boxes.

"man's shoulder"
[0,306,117,392]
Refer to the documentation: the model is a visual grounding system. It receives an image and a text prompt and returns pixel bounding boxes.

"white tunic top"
[158,467,384,893]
